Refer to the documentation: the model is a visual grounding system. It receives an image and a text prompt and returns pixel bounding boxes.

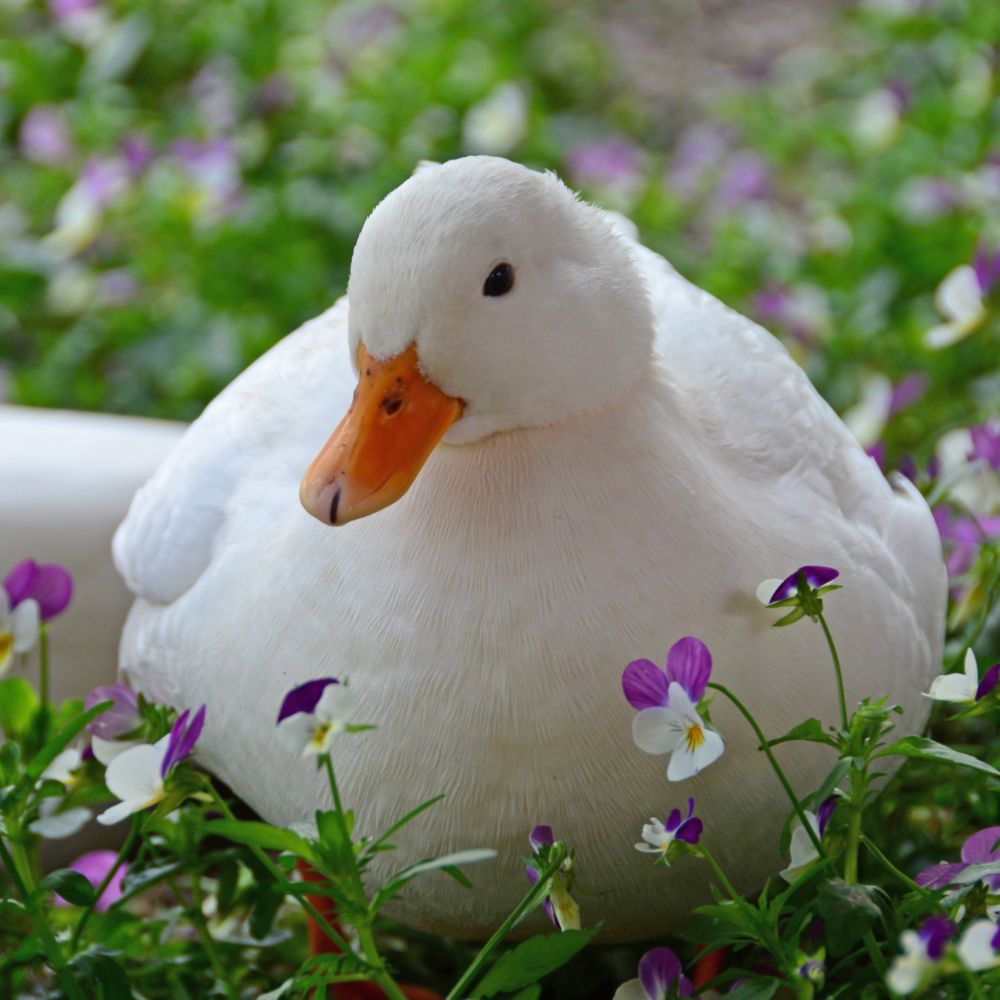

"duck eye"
[483,262,514,297]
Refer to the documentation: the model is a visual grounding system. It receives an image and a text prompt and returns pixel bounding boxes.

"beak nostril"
[329,488,341,524]
[382,395,404,416]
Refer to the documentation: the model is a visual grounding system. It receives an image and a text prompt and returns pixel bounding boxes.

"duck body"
[115,157,945,940]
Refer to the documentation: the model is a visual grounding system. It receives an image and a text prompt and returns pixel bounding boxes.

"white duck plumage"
[113,156,945,940]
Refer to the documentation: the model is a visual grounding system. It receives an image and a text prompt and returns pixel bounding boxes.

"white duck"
[113,156,945,940]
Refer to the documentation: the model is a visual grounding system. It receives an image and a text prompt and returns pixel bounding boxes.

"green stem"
[964,966,988,999]
[860,835,934,899]
[862,928,887,978]
[207,787,354,955]
[71,818,141,951]
[322,754,407,1000]
[0,837,85,1000]
[187,872,238,1000]
[708,682,825,857]
[843,764,866,883]
[38,625,49,712]
[816,612,848,732]
[446,845,568,1000]
[698,844,788,969]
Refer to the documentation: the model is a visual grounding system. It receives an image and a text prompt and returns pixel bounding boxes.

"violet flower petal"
[675,817,703,845]
[916,862,966,889]
[817,796,838,838]
[664,637,712,703]
[664,808,682,834]
[529,825,554,853]
[976,664,1000,701]
[622,659,669,710]
[961,826,1000,864]
[85,684,140,739]
[769,566,839,604]
[638,947,687,1000]
[3,560,73,619]
[276,678,339,723]
[161,705,206,777]
[70,850,127,913]
[969,423,1000,471]
[919,916,954,960]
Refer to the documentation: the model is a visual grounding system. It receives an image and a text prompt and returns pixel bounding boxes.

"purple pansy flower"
[85,684,141,740]
[890,374,928,415]
[934,505,1000,580]
[635,798,703,861]
[766,566,839,605]
[3,559,73,621]
[716,150,771,207]
[917,826,1000,891]
[817,795,838,837]
[276,678,358,757]
[615,947,693,1000]
[525,825,579,931]
[625,638,724,781]
[968,422,1000,471]
[54,850,127,913]
[887,916,954,995]
[973,241,1000,296]
[161,706,206,777]
[18,105,75,166]
[977,663,1000,701]
[567,137,643,191]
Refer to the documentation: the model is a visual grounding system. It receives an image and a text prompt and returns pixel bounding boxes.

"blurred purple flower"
[49,0,100,21]
[890,374,928,414]
[866,442,886,469]
[968,422,1000,470]
[669,123,731,200]
[343,5,399,49]
[18,106,75,166]
[919,916,954,959]
[972,241,1000,295]
[80,156,130,209]
[54,850,126,912]
[716,150,771,207]
[99,269,140,306]
[171,138,241,212]
[567,137,642,190]
[933,505,1000,578]
[253,74,294,116]
[976,663,1000,701]
[768,566,839,604]
[120,134,154,176]
[918,826,1000,891]
[85,684,140,740]
[529,825,553,854]
[638,947,693,999]
[161,705,206,777]
[3,559,73,620]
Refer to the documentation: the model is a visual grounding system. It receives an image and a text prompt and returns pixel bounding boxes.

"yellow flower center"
[0,632,12,664]
[685,722,705,753]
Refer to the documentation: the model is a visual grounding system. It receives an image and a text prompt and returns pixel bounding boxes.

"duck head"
[300,155,655,525]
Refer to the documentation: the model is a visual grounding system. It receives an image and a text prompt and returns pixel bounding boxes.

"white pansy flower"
[957,919,1000,972]
[923,649,981,705]
[277,680,359,758]
[0,592,39,674]
[632,683,724,782]
[924,265,987,349]
[462,83,527,155]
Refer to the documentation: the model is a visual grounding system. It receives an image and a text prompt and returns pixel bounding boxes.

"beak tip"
[329,488,341,525]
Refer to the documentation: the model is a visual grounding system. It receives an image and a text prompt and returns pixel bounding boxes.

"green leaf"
[0,740,21,784]
[20,701,111,798]
[725,980,781,1000]
[510,987,542,1000]
[250,884,283,940]
[118,860,182,903]
[38,868,98,907]
[361,795,445,861]
[0,678,38,738]
[766,718,839,749]
[69,949,132,999]
[202,819,316,863]
[216,859,240,914]
[817,879,884,955]
[873,736,1000,777]
[472,929,599,998]
[0,898,32,937]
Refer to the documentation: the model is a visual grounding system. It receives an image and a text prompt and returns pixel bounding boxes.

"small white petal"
[923,321,968,350]
[612,979,646,1000]
[277,713,320,756]
[92,735,141,766]
[42,747,83,786]
[634,843,662,854]
[632,708,683,755]
[12,600,40,654]
[964,648,979,684]
[666,725,724,782]
[315,683,359,727]
[957,920,999,972]
[923,672,977,704]
[104,742,165,804]
[29,806,92,839]
[935,264,984,326]
[97,798,146,826]
[843,373,893,448]
[780,813,821,882]
[756,578,783,605]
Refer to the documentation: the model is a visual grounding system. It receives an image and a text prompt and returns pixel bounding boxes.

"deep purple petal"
[276,678,339,723]
[541,898,557,928]
[889,374,928,415]
[919,916,954,960]
[85,684,140,739]
[161,705,206,777]
[976,664,1000,701]
[664,637,712,702]
[529,825,554,853]
[769,566,840,604]
[675,817,703,845]
[622,659,669,710]
[817,796,838,838]
[3,560,37,606]
[638,947,684,1000]
[30,564,73,619]
[961,826,1000,864]
[992,924,1000,952]
[525,865,538,887]
[915,862,966,889]
[664,808,682,834]
[969,423,1000,471]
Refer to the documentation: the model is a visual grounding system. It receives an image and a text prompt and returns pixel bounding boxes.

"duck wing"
[113,299,353,604]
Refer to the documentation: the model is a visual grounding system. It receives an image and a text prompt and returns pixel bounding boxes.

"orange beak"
[299,344,464,525]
